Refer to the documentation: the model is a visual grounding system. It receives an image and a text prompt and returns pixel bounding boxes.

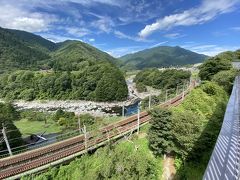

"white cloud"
[231,26,240,31]
[182,44,240,56]
[150,41,168,48]
[164,33,180,38]
[106,46,145,57]
[60,0,121,7]
[37,33,83,42]
[139,0,240,38]
[67,27,91,37]
[0,4,57,32]
[114,30,152,42]
[89,38,95,42]
[164,33,186,39]
[91,16,114,33]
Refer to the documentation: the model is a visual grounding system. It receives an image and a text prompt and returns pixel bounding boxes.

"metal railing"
[203,76,240,180]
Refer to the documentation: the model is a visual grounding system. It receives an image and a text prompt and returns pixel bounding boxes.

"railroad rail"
[0,84,194,179]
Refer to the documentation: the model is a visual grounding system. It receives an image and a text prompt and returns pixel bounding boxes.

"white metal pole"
[2,123,12,156]
[122,105,125,117]
[137,103,140,134]
[165,89,168,102]
[78,117,81,134]
[182,83,185,100]
[83,125,87,151]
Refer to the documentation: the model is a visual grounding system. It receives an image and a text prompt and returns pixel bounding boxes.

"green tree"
[199,57,232,80]
[134,68,191,91]
[79,113,95,126]
[0,103,23,151]
[148,108,173,156]
[212,69,237,94]
[171,110,202,159]
[136,82,147,92]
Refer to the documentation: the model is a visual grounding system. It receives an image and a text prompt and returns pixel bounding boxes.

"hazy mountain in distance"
[119,46,208,70]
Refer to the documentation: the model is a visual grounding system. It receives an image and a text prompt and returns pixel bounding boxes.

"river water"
[103,100,140,116]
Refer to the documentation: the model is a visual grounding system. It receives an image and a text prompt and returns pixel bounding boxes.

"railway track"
[0,85,193,179]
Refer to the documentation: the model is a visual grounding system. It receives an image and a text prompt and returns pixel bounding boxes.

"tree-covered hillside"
[8,28,56,52]
[134,68,191,92]
[0,27,128,102]
[119,46,207,70]
[0,66,128,101]
[216,50,240,62]
[147,51,239,179]
[51,40,117,71]
[0,27,50,72]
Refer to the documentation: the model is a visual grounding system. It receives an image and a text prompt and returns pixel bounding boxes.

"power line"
[0,129,80,155]
[5,129,21,133]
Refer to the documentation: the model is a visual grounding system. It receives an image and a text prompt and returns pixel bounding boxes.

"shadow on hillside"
[174,101,227,180]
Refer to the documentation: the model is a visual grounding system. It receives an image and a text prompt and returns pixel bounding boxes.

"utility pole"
[106,128,110,143]
[182,83,185,100]
[137,102,141,134]
[148,94,151,110]
[82,125,87,151]
[2,123,12,156]
[122,105,125,117]
[186,80,189,90]
[176,85,178,96]
[165,89,169,102]
[78,117,81,134]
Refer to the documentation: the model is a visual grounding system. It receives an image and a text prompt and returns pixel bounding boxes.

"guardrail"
[203,76,240,180]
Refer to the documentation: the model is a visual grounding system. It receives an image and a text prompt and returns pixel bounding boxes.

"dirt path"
[162,155,176,180]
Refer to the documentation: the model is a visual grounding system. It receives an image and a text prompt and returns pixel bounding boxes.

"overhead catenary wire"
[5,129,21,134]
[0,129,81,154]
[0,81,194,158]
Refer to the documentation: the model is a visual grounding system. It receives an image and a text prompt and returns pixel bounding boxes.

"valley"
[0,23,239,180]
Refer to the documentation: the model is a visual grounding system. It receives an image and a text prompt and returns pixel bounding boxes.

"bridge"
[0,84,194,179]
[204,76,240,180]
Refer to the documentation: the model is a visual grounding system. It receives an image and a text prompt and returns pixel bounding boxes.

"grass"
[176,151,212,180]
[101,115,122,125]
[22,121,163,180]
[127,124,163,179]
[14,119,62,136]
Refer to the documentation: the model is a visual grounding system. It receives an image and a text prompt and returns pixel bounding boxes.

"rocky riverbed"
[0,76,159,116]
[4,98,138,116]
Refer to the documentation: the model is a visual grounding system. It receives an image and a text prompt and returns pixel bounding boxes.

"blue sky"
[0,0,240,57]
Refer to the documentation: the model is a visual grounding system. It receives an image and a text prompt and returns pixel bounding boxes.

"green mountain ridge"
[8,28,56,52]
[119,46,208,70]
[53,40,116,63]
[0,27,50,72]
[0,27,128,102]
[0,27,117,72]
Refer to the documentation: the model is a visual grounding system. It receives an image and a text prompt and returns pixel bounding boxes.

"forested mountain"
[119,46,208,70]
[0,27,50,72]
[8,28,56,52]
[0,27,128,102]
[51,40,117,71]
[0,27,118,72]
